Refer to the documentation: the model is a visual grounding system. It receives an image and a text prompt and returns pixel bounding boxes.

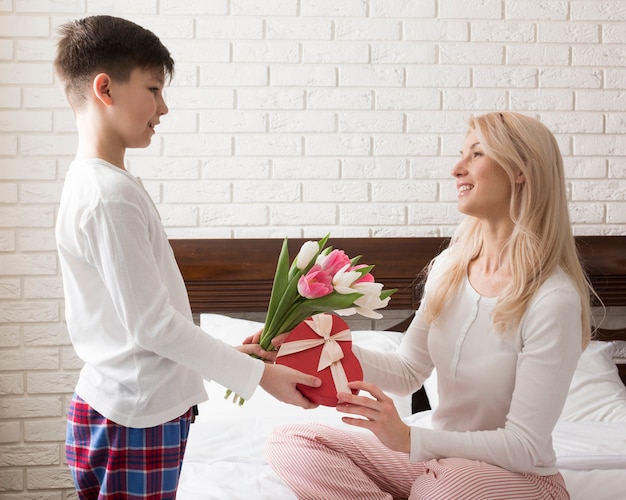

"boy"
[54,15,320,499]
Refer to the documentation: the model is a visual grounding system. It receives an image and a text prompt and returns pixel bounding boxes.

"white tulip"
[331,264,362,294]
[295,240,320,270]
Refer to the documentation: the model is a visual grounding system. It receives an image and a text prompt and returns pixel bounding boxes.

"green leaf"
[263,238,290,334]
[263,272,304,338]
[350,255,363,266]
[299,292,364,311]
[318,233,331,251]
[380,288,398,300]
[269,304,310,341]
[353,264,374,276]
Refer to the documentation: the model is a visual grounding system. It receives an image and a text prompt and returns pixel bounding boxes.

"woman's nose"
[451,159,465,178]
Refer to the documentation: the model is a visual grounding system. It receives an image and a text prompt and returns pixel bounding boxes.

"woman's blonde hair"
[422,111,592,347]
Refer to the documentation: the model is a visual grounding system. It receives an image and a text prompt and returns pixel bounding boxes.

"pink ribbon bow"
[276,313,352,393]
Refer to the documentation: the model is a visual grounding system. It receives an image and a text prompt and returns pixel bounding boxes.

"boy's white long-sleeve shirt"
[56,159,264,428]
[353,252,582,476]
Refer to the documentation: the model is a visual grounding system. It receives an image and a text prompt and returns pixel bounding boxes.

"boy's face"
[107,67,168,150]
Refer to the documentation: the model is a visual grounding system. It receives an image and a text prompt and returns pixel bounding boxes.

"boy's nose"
[158,95,168,115]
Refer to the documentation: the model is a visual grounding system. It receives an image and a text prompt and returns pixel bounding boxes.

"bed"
[171,236,626,500]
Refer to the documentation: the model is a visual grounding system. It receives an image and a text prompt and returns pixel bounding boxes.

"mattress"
[177,314,626,500]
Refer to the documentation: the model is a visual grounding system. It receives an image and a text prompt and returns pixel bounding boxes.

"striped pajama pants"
[266,424,569,500]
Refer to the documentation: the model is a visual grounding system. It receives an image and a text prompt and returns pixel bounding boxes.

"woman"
[265,112,593,499]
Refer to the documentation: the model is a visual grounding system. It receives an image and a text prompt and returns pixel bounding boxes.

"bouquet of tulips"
[225,234,396,404]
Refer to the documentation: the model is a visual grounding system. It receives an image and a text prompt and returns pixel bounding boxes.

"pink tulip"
[297,265,333,299]
[317,249,351,276]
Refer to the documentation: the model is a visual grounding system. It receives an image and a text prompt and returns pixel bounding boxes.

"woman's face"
[451,130,513,222]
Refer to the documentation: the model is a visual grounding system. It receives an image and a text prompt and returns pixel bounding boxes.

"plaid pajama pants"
[66,394,193,500]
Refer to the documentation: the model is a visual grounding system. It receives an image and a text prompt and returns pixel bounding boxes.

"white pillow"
[423,342,626,422]
[349,333,626,419]
[612,339,626,359]
[199,312,262,345]
[198,313,413,418]
[560,341,626,422]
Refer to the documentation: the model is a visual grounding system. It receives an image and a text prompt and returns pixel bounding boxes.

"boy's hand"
[259,363,321,409]
[235,343,274,359]
[241,329,263,345]
[238,330,291,362]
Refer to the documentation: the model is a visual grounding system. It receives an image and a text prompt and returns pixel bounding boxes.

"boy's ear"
[93,73,113,105]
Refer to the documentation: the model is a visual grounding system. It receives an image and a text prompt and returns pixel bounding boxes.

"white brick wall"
[1,1,626,497]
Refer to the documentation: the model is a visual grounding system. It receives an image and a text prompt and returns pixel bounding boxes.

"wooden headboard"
[171,235,626,388]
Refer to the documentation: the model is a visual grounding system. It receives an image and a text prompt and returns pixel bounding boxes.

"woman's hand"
[336,380,411,454]
[237,329,291,362]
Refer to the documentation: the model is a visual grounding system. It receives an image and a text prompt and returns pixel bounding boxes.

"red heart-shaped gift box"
[275,313,363,406]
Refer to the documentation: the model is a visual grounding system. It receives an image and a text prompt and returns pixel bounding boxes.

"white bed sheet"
[178,314,626,499]
[178,396,626,500]
[179,377,360,500]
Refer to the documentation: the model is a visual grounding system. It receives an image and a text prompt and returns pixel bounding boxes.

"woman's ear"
[92,73,113,105]
[515,172,525,185]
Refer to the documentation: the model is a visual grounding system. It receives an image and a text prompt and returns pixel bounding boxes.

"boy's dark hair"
[54,15,174,110]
